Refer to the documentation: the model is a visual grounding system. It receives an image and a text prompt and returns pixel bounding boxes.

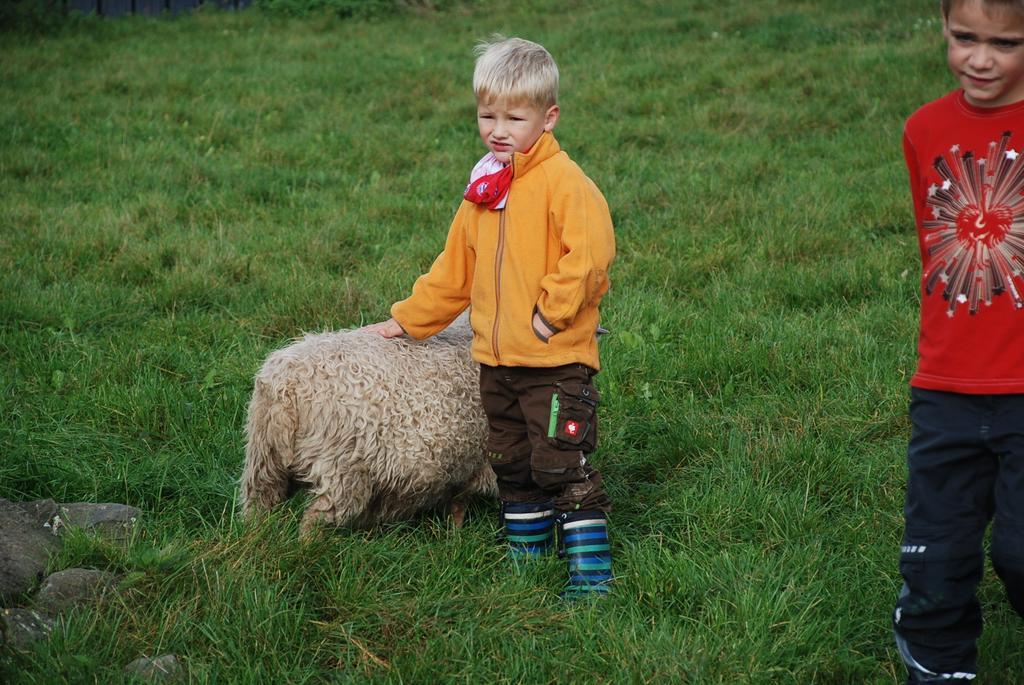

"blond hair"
[473,35,559,109]
[942,0,1024,18]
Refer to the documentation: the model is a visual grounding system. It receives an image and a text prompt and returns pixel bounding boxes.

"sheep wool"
[241,316,496,532]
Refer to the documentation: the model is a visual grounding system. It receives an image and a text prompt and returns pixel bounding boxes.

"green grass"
[2,1,1021,682]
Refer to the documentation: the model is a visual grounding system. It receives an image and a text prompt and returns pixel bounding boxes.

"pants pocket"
[546,381,600,452]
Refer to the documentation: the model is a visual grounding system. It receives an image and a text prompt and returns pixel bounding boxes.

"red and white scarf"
[464,153,512,210]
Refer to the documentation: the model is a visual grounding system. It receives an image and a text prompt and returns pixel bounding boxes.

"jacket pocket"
[546,381,600,452]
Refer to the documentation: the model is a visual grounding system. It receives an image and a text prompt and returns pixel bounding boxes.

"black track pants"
[894,388,1024,681]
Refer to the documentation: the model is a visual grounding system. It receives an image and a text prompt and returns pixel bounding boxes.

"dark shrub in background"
[253,0,470,18]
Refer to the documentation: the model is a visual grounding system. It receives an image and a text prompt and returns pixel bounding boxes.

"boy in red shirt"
[894,0,1024,680]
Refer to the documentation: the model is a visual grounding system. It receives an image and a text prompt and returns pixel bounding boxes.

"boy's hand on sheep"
[361,318,405,338]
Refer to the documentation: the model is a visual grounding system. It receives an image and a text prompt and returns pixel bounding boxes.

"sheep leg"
[240,439,291,517]
[464,463,498,498]
[241,465,289,517]
[240,380,297,517]
[446,465,498,527]
[449,499,467,528]
[299,470,374,534]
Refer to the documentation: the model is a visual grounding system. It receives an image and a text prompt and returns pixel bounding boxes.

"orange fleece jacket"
[391,132,615,370]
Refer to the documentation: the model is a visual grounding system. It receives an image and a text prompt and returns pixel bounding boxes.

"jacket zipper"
[492,201,506,363]
[491,156,513,363]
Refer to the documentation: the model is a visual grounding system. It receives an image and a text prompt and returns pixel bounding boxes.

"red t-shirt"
[904,90,1024,393]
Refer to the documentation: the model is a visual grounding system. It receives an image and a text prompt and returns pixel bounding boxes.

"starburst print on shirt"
[923,131,1024,316]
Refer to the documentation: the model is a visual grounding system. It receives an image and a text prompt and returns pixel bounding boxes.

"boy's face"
[944,0,1024,107]
[476,98,559,164]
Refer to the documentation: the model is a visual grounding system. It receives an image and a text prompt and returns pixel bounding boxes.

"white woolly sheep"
[240,316,496,532]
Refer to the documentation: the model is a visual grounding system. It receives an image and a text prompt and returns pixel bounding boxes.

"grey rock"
[123,654,183,682]
[0,608,54,650]
[0,500,61,603]
[56,503,141,540]
[35,568,118,615]
[13,499,59,528]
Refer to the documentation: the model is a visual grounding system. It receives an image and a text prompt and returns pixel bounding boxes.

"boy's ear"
[543,105,560,132]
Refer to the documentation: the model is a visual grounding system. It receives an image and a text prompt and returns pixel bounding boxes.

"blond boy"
[364,36,615,598]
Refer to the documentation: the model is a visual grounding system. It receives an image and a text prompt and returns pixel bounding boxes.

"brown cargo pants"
[479,363,611,513]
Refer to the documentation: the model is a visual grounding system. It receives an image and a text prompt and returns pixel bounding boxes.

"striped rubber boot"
[500,502,555,560]
[557,511,613,598]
